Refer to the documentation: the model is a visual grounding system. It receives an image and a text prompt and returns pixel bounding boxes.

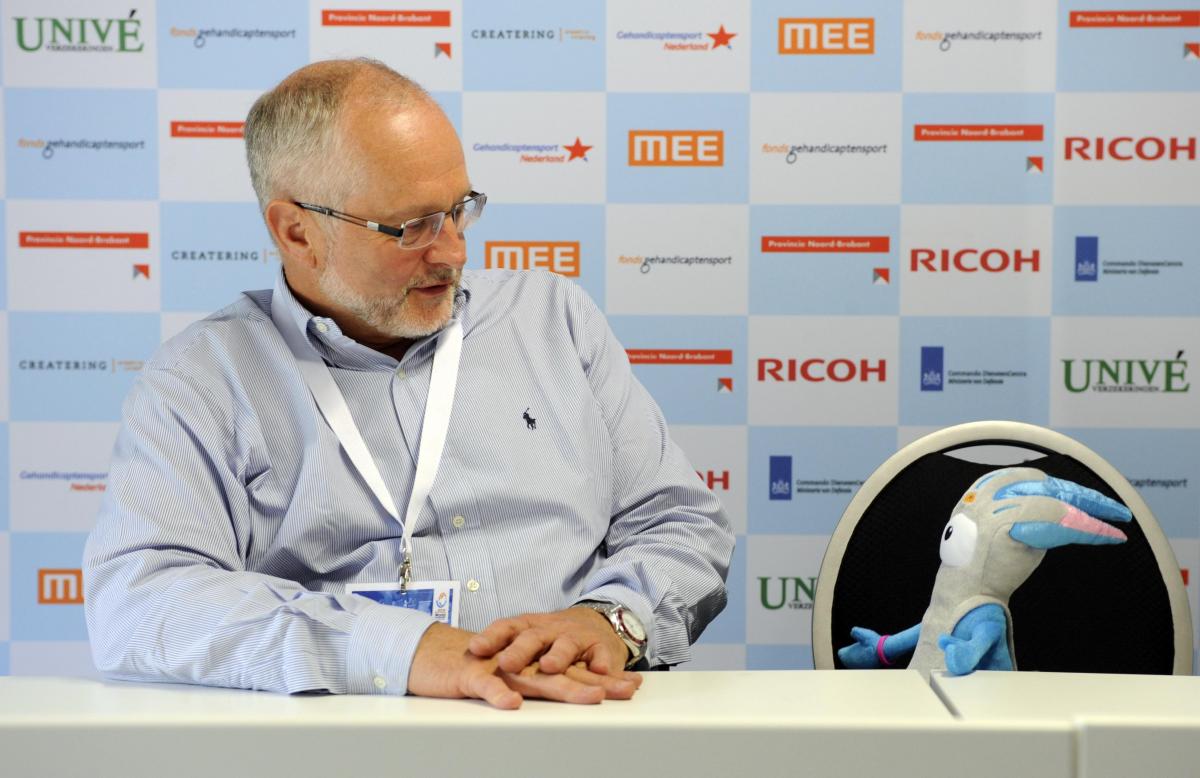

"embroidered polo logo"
[523,408,537,430]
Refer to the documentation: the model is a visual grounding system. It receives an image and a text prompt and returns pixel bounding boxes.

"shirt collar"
[272,269,471,371]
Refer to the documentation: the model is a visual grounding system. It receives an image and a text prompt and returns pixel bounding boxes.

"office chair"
[812,421,1193,674]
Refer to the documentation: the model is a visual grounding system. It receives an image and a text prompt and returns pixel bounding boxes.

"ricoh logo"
[1064,136,1197,161]
[628,130,724,167]
[1063,351,1190,394]
[485,241,580,277]
[758,576,817,610]
[757,358,887,383]
[910,247,1041,273]
[38,569,84,604]
[778,18,874,54]
[14,9,145,53]
[696,470,731,491]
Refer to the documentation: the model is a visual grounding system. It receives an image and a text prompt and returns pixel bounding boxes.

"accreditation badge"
[347,580,460,627]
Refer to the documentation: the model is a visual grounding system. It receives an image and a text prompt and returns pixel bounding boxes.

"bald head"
[244,58,437,213]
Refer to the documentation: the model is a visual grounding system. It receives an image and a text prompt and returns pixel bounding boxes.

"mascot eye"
[939,512,978,568]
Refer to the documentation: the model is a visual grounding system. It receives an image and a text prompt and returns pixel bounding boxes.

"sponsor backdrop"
[0,0,1197,680]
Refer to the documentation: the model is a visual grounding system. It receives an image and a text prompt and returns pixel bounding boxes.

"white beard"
[316,251,459,340]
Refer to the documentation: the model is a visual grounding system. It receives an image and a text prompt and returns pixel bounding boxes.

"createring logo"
[757,358,888,383]
[485,241,580,277]
[628,130,723,166]
[616,253,732,274]
[38,569,84,604]
[18,357,143,373]
[758,576,817,610]
[13,9,145,53]
[171,246,279,264]
[778,18,874,54]
[760,142,889,164]
[469,27,596,42]
[18,137,146,160]
[168,25,297,48]
[909,247,1041,273]
[1062,351,1190,393]
[615,24,736,51]
[912,28,1044,52]
[473,137,592,164]
[1064,136,1197,161]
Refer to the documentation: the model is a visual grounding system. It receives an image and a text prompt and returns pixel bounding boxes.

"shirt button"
[373,676,387,690]
[451,515,465,529]
[315,322,329,334]
[395,367,407,379]
[467,579,480,592]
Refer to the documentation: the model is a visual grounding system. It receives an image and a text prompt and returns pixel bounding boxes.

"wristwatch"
[576,601,648,669]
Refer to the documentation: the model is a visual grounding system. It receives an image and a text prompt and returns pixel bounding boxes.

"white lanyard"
[272,295,463,590]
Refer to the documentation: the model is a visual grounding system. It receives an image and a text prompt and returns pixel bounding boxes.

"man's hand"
[468,606,639,678]
[408,622,641,710]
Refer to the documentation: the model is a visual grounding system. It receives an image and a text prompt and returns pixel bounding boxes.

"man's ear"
[264,200,322,271]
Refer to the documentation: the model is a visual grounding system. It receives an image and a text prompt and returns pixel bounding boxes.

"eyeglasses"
[295,191,486,250]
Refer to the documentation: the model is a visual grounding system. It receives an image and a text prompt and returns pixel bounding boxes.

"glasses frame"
[294,190,486,250]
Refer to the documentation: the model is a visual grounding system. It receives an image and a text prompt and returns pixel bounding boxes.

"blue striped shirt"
[84,269,733,695]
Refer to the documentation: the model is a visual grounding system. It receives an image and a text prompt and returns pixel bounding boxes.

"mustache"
[405,268,460,291]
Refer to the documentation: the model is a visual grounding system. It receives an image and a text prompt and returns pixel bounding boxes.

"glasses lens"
[452,194,486,233]
[398,212,444,249]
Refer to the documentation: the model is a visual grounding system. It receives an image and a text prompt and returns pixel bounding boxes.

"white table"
[0,672,1070,778]
[933,671,1200,778]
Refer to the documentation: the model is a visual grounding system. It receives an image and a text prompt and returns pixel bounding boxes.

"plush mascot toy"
[838,467,1132,678]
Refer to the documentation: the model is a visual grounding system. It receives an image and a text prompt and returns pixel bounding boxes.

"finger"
[849,626,879,645]
[502,667,605,705]
[564,664,641,700]
[464,669,523,710]
[495,628,553,673]
[468,617,529,657]
[538,634,587,674]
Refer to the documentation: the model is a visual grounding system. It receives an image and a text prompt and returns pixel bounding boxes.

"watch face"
[619,609,647,642]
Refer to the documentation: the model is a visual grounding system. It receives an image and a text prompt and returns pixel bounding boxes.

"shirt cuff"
[346,602,438,695]
[574,584,663,665]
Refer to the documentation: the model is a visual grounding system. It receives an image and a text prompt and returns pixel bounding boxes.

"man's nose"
[424,220,468,268]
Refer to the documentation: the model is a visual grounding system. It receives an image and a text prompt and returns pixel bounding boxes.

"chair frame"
[811,420,1193,674]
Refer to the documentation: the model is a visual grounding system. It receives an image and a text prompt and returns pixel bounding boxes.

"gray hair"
[243,58,429,213]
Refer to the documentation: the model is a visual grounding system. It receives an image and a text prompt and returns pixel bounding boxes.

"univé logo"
[628,130,723,167]
[1063,350,1189,393]
[910,247,1041,273]
[38,569,84,604]
[757,358,887,383]
[1064,136,1197,161]
[758,576,817,610]
[484,241,580,277]
[778,18,874,54]
[14,9,145,53]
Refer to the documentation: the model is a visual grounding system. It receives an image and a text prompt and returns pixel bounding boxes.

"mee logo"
[757,358,888,383]
[697,470,731,492]
[778,18,874,55]
[19,231,149,249]
[910,247,1041,273]
[170,121,244,138]
[628,130,724,167]
[321,10,451,27]
[758,576,817,610]
[1064,136,1197,161]
[13,9,145,53]
[38,569,84,604]
[1062,350,1190,394]
[484,241,580,277]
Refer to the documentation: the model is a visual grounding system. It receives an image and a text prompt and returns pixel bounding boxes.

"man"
[84,59,734,709]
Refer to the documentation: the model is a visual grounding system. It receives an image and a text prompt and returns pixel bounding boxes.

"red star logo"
[708,24,737,49]
[564,137,592,161]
